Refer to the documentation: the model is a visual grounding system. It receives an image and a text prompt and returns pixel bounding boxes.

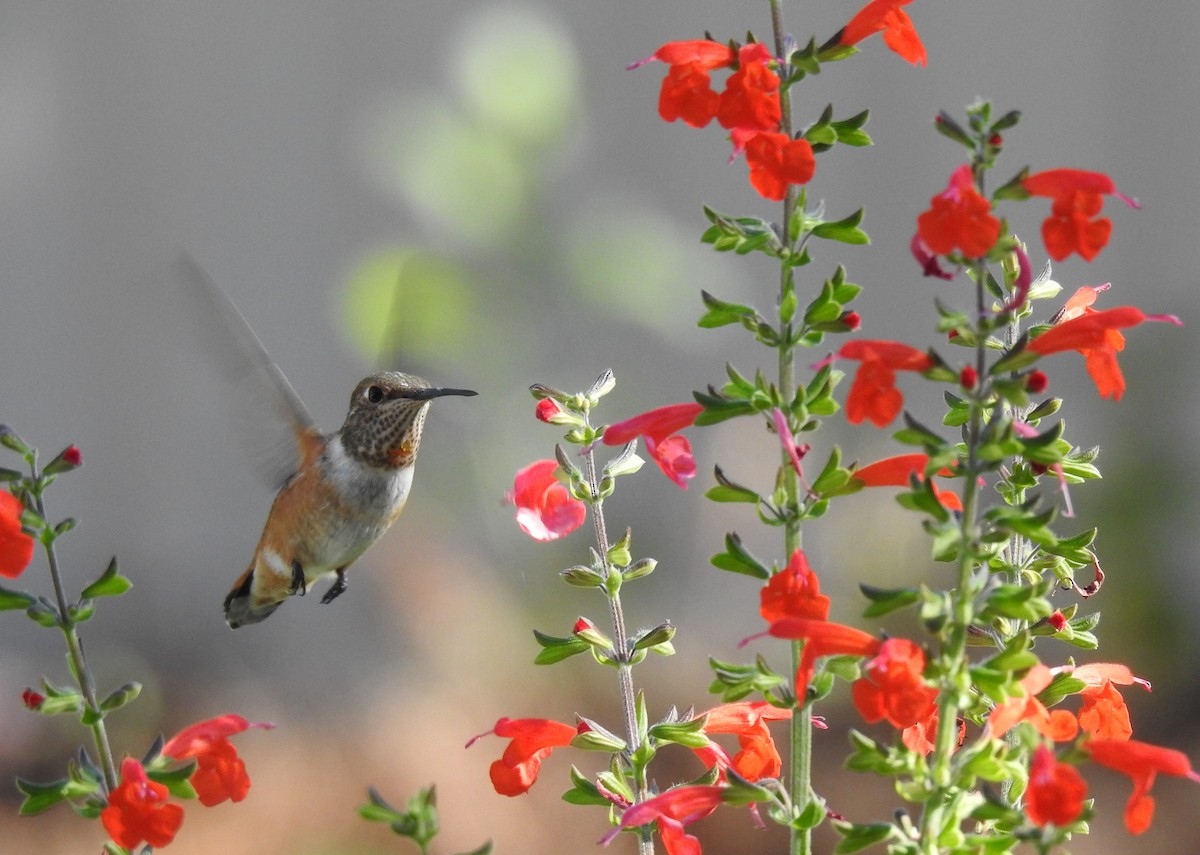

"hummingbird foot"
[289,562,307,597]
[320,568,348,605]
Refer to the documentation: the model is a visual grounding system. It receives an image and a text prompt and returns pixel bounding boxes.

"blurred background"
[1,1,1197,852]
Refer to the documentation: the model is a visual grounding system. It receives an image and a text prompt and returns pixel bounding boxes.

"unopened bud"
[560,565,603,588]
[586,369,616,402]
[623,557,658,581]
[21,688,44,710]
[44,445,82,476]
[632,621,676,651]
[573,617,613,650]
[959,366,978,390]
[572,718,626,753]
[1026,370,1049,394]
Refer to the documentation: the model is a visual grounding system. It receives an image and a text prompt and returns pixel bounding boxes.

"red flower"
[636,40,736,129]
[1084,739,1200,834]
[852,453,962,512]
[602,403,704,489]
[162,714,273,807]
[21,688,44,710]
[1022,169,1138,261]
[1026,744,1088,828]
[716,44,781,132]
[0,491,34,579]
[690,701,792,782]
[901,706,964,756]
[839,0,927,66]
[916,165,1001,259]
[469,717,576,797]
[1028,306,1182,401]
[986,665,1078,742]
[101,758,185,850]
[766,618,881,697]
[852,638,938,729]
[506,460,587,541]
[606,785,728,855]
[1071,663,1151,742]
[835,340,934,427]
[743,132,815,201]
[760,549,830,622]
[535,398,563,423]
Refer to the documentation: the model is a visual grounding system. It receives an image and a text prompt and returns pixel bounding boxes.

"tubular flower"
[760,549,830,622]
[839,0,927,65]
[766,618,881,697]
[506,460,587,541]
[1071,663,1151,741]
[690,701,792,782]
[902,707,964,756]
[635,40,736,129]
[835,340,934,427]
[916,164,1001,259]
[987,664,1078,742]
[716,44,781,132]
[101,758,185,850]
[852,638,939,729]
[1084,739,1200,834]
[1027,306,1182,401]
[1026,744,1088,828]
[605,785,728,855]
[468,717,577,797]
[602,403,704,489]
[910,233,956,280]
[162,714,274,807]
[742,132,815,201]
[851,453,962,512]
[1023,169,1139,261]
[0,491,34,579]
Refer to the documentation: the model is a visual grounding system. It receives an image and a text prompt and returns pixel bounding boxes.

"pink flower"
[602,403,704,488]
[506,460,587,541]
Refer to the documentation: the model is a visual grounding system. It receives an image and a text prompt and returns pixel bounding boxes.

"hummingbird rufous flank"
[173,255,476,628]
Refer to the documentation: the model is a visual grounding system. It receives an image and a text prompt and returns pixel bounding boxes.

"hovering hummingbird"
[174,255,476,628]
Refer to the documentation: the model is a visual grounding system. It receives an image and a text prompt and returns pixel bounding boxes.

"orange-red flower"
[506,460,587,541]
[101,758,185,850]
[916,165,1001,259]
[0,491,34,579]
[852,638,938,729]
[690,701,792,782]
[851,453,962,512]
[603,403,704,489]
[1022,169,1138,261]
[162,714,273,807]
[743,132,815,201]
[839,0,927,66]
[760,549,830,623]
[766,617,881,697]
[1085,738,1200,834]
[986,665,1078,742]
[1070,663,1150,742]
[1027,305,1182,401]
[469,717,576,797]
[638,40,736,129]
[607,785,728,855]
[901,706,964,756]
[835,340,934,427]
[1026,744,1088,828]
[716,44,781,132]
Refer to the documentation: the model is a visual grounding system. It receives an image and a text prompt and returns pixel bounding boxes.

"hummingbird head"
[339,371,476,468]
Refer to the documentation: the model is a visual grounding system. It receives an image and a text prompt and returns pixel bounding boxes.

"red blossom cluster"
[99,714,270,850]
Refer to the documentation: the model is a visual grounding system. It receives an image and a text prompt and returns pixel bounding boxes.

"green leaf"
[705,466,761,504]
[859,584,920,618]
[833,821,895,853]
[80,557,132,600]
[0,582,37,611]
[532,629,589,665]
[811,209,870,245]
[710,532,770,579]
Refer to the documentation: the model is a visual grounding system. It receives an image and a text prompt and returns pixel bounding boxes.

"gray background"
[1,1,1197,852]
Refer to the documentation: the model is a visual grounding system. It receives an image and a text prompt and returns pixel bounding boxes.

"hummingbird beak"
[410,387,478,400]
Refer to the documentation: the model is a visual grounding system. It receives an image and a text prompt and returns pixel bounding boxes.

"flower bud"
[43,445,82,476]
[586,369,616,403]
[959,366,978,390]
[623,557,658,581]
[572,718,627,753]
[632,621,676,651]
[607,529,632,567]
[21,688,44,710]
[1047,610,1067,632]
[560,564,603,588]
[573,617,613,650]
[1026,370,1049,394]
[0,426,30,456]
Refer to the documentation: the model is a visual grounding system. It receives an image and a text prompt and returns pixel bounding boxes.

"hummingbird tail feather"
[224,566,281,628]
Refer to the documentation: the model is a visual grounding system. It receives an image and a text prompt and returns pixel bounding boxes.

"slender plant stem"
[919,265,990,852]
[582,442,652,855]
[29,467,119,792]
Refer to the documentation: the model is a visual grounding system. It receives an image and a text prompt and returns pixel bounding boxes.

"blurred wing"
[172,252,319,489]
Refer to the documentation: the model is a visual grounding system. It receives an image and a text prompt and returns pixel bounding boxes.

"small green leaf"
[532,629,589,664]
[0,583,37,611]
[859,584,920,618]
[833,821,895,853]
[80,557,132,600]
[710,532,770,579]
[811,209,870,245]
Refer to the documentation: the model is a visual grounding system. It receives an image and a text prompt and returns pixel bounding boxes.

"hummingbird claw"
[289,562,307,596]
[320,568,348,605]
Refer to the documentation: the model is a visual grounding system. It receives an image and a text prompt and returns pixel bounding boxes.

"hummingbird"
[173,255,476,628]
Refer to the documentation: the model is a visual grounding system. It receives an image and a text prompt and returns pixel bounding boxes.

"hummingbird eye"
[365,385,385,404]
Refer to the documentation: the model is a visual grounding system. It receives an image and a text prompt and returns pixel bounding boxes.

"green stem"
[582,442,652,855]
[919,265,989,852]
[29,467,119,792]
